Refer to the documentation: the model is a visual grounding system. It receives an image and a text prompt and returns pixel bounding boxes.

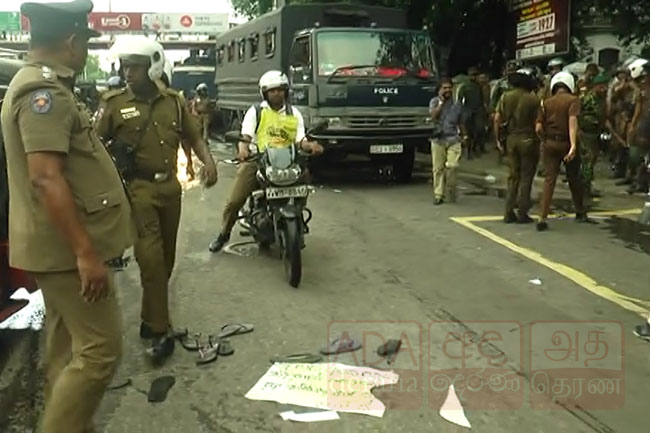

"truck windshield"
[316,31,435,78]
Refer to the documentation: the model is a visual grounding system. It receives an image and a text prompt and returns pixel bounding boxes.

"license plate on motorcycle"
[266,185,310,199]
[370,144,403,154]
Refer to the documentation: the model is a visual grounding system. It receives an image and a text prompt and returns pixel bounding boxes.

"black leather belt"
[133,170,171,183]
[546,134,570,142]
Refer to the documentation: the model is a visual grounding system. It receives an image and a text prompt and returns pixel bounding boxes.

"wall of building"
[581,31,644,70]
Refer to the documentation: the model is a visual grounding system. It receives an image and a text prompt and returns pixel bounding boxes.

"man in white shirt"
[209,70,323,252]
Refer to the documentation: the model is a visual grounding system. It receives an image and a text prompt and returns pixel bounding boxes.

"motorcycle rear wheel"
[281,219,302,288]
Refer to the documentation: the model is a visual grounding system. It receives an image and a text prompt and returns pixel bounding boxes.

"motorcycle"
[223,122,326,288]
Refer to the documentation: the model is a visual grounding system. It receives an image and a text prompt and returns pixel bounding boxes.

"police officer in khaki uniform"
[494,67,541,224]
[1,1,133,431]
[95,36,218,363]
[192,82,212,142]
[535,71,592,231]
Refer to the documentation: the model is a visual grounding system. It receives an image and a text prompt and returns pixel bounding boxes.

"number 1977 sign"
[512,0,570,60]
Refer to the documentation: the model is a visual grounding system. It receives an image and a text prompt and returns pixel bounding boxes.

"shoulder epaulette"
[101,88,127,101]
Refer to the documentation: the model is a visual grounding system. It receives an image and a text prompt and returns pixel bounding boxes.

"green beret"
[592,73,610,85]
[21,0,100,42]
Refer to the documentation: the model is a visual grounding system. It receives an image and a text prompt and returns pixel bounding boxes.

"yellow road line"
[451,210,649,318]
[458,209,641,223]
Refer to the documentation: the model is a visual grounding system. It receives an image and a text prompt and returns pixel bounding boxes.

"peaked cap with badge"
[21,0,100,42]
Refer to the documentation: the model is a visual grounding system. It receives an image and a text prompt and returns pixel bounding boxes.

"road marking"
[451,209,650,318]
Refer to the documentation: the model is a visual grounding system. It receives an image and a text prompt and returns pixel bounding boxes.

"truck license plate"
[266,185,310,199]
[370,144,403,154]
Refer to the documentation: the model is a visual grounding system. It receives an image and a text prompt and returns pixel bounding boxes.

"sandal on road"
[179,333,203,352]
[218,323,254,339]
[320,335,362,355]
[196,338,234,365]
[270,353,323,364]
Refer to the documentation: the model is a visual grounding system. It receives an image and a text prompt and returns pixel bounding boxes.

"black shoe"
[536,221,548,231]
[616,178,632,186]
[147,336,175,365]
[633,323,650,342]
[504,211,517,224]
[209,233,230,253]
[517,214,535,224]
[575,213,596,224]
[140,322,153,339]
[433,198,444,206]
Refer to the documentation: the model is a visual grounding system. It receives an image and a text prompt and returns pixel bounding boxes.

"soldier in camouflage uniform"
[578,73,609,200]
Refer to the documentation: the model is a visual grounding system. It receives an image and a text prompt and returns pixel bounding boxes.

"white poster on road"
[141,13,229,34]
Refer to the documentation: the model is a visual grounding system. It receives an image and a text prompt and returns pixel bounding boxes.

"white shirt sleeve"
[292,106,306,144]
[240,106,257,138]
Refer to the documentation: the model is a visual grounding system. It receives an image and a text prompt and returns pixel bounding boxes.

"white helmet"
[111,35,165,81]
[162,59,173,86]
[629,58,649,79]
[259,70,289,97]
[550,71,576,94]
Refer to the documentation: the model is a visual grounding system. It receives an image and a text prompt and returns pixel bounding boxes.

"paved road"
[7,145,650,432]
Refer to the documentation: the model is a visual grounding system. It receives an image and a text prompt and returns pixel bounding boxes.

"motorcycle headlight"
[265,165,302,186]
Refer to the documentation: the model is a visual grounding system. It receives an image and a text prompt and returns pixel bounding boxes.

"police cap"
[21,0,100,43]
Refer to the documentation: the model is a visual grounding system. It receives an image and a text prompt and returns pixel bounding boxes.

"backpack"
[254,103,293,134]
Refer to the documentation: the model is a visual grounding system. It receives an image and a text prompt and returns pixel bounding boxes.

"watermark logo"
[529,321,624,410]
[429,321,524,410]
[325,320,423,410]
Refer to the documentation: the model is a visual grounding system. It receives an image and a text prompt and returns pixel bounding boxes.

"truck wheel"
[393,148,415,183]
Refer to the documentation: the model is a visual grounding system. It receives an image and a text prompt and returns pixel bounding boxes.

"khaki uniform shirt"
[94,85,200,176]
[497,88,541,136]
[0,60,133,272]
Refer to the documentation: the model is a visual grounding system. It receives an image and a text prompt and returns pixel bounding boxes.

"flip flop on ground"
[196,338,235,365]
[270,353,323,363]
[217,323,254,339]
[320,335,362,355]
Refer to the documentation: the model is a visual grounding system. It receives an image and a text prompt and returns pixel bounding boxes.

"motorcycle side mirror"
[224,130,242,144]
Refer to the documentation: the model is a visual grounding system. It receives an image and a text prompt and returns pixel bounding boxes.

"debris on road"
[529,278,542,286]
[0,288,44,331]
[320,334,362,355]
[439,384,471,428]
[333,189,342,193]
[279,410,340,422]
[246,362,399,417]
[376,339,402,364]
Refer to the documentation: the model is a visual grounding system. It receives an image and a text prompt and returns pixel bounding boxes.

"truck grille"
[346,115,419,129]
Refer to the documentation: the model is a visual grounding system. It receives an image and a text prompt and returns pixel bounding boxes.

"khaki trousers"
[431,139,462,200]
[221,162,258,236]
[34,270,122,433]
[505,134,540,216]
[130,178,182,334]
[540,139,585,219]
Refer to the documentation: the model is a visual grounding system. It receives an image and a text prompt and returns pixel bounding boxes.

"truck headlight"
[328,117,342,127]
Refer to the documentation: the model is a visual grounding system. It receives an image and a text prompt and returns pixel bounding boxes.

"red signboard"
[511,0,571,60]
[89,13,142,32]
[21,12,142,32]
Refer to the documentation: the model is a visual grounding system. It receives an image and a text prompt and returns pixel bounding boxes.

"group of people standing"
[430,55,650,232]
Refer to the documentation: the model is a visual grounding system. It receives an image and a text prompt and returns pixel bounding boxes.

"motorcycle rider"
[209,70,324,253]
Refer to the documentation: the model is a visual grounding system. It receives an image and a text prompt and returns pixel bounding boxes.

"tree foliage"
[228,0,650,75]
[83,54,107,82]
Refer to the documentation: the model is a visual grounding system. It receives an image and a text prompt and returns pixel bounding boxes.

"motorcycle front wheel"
[281,219,302,288]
